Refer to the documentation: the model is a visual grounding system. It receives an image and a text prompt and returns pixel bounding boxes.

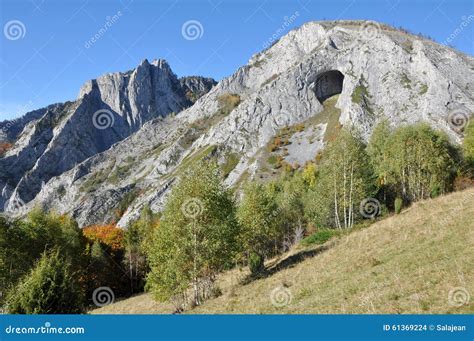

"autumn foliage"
[0,142,13,156]
[82,224,124,251]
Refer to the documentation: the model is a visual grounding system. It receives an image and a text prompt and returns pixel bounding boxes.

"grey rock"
[2,20,473,227]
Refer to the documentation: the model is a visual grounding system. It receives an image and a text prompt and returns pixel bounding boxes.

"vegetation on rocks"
[1,121,472,314]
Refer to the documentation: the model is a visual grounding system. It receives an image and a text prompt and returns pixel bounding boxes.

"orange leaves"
[83,224,124,251]
[0,142,13,156]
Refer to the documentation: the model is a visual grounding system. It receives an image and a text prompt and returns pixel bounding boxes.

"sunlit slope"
[92,188,474,314]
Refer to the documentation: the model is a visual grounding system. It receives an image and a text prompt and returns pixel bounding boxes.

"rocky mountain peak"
[2,20,473,228]
[1,59,216,214]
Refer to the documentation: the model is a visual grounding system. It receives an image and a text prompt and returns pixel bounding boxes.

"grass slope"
[92,188,474,314]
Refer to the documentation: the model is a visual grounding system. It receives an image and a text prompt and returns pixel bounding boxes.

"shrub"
[248,252,265,275]
[221,153,240,177]
[463,121,474,166]
[0,210,85,299]
[6,249,84,314]
[301,229,339,246]
[0,142,13,157]
[394,197,403,214]
[217,93,241,116]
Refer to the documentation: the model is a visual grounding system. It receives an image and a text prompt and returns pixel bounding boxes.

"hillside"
[2,20,473,228]
[91,187,474,314]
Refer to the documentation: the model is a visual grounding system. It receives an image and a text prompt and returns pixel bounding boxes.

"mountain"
[0,59,216,215]
[1,20,473,227]
[91,187,474,314]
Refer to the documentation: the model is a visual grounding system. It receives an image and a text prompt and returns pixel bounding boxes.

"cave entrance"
[314,70,344,103]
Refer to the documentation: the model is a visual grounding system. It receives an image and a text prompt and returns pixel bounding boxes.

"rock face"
[0,59,216,212]
[1,20,473,227]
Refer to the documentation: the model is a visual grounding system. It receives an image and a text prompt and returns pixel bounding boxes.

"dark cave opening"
[314,70,344,103]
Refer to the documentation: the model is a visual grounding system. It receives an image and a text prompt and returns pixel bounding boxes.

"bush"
[394,197,403,214]
[301,229,339,246]
[0,210,85,301]
[217,93,241,116]
[0,142,13,157]
[463,121,474,164]
[248,252,265,275]
[6,249,84,314]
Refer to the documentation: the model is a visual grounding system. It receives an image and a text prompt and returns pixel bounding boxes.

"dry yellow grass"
[92,188,474,314]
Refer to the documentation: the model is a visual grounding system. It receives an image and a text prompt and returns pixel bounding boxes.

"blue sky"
[1,0,473,120]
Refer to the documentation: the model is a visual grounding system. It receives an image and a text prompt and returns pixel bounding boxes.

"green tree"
[383,124,458,201]
[6,249,84,314]
[463,121,474,166]
[367,120,391,189]
[270,173,307,251]
[237,182,281,274]
[123,206,158,293]
[146,160,239,308]
[0,210,85,303]
[305,129,374,229]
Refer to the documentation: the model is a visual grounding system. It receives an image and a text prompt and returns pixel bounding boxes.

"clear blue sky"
[1,0,473,120]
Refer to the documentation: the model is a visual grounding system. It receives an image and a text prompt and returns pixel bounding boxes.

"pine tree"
[6,249,84,314]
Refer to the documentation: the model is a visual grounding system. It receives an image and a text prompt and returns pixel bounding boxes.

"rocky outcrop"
[2,20,473,227]
[1,59,215,213]
[180,76,217,103]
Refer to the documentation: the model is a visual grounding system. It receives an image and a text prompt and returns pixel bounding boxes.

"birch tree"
[306,129,374,229]
[146,160,239,309]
